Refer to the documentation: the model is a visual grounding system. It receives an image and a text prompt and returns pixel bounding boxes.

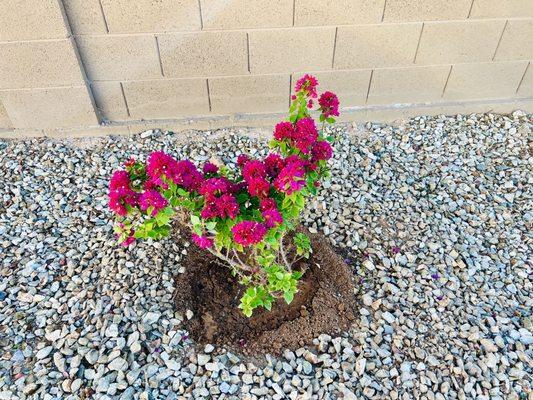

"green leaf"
[284,291,294,304]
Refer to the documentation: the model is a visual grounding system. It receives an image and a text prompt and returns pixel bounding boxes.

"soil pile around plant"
[173,231,357,355]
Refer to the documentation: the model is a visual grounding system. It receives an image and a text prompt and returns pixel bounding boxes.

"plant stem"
[279,234,292,272]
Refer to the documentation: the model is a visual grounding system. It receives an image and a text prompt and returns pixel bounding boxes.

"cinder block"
[443,61,528,100]
[0,101,12,129]
[76,35,162,81]
[494,20,533,61]
[122,79,209,119]
[416,20,505,65]
[368,65,449,105]
[294,0,384,26]
[62,0,107,34]
[517,63,532,96]
[293,70,372,107]
[100,0,200,33]
[91,82,129,121]
[0,0,68,40]
[202,0,292,29]
[249,28,335,74]
[209,75,289,114]
[0,39,85,90]
[470,0,533,18]
[383,0,471,22]
[335,24,421,69]
[0,86,99,129]
[158,32,248,77]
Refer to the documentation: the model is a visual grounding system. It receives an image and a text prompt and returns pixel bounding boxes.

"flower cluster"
[108,74,339,316]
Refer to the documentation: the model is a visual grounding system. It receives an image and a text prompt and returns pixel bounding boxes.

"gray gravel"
[0,111,532,399]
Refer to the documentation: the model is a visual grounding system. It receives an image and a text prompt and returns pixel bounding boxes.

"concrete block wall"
[0,0,531,137]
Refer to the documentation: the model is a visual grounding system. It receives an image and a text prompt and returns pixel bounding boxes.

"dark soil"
[173,231,357,355]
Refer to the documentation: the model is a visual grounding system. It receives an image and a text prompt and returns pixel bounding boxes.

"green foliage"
[294,233,311,258]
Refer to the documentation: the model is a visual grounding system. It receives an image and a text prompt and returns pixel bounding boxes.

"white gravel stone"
[0,112,531,399]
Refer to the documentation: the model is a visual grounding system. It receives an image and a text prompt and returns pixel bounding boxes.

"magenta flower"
[318,91,340,118]
[192,233,214,249]
[237,154,250,168]
[215,194,240,219]
[262,208,283,228]
[294,74,318,98]
[203,162,219,175]
[172,160,203,191]
[109,170,131,191]
[146,151,178,184]
[247,178,270,198]
[109,188,139,216]
[199,177,233,200]
[264,153,284,178]
[273,121,295,141]
[293,118,318,154]
[242,160,267,181]
[311,141,333,162]
[232,221,267,246]
[200,201,218,219]
[273,157,307,195]
[121,235,135,247]
[139,190,168,216]
[201,193,239,220]
[259,198,277,212]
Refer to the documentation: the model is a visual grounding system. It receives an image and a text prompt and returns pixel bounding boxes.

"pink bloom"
[172,160,203,191]
[139,190,168,216]
[109,188,139,216]
[232,181,248,193]
[200,202,218,219]
[311,140,333,162]
[294,74,318,98]
[237,154,250,168]
[203,162,219,175]
[109,170,131,191]
[199,177,232,200]
[264,153,285,178]
[192,233,214,249]
[143,177,160,191]
[262,208,283,228]
[273,157,307,195]
[121,234,135,247]
[146,151,178,184]
[273,121,295,141]
[201,193,239,220]
[260,198,277,212]
[307,99,313,108]
[293,118,318,154]
[242,160,266,181]
[247,178,270,198]
[231,221,267,246]
[215,194,240,219]
[319,91,340,118]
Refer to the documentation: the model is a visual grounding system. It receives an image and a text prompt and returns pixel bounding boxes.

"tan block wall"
[0,0,531,137]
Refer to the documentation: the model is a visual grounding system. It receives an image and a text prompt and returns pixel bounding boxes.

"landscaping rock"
[0,111,530,399]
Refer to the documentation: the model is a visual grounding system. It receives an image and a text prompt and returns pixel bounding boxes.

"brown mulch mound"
[173,232,357,355]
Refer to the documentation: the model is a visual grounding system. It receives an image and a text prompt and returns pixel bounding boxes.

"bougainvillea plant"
[108,75,340,316]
